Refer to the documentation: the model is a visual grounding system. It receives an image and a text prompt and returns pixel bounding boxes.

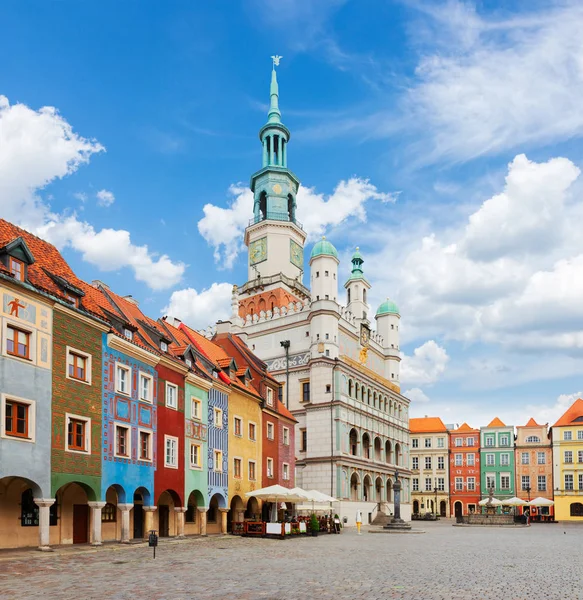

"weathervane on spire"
[271,55,283,68]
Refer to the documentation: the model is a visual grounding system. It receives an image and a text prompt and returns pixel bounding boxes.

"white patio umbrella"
[478,496,503,506]
[527,497,554,506]
[504,497,527,506]
[246,485,311,522]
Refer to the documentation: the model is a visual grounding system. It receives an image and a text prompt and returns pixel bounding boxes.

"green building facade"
[480,418,515,509]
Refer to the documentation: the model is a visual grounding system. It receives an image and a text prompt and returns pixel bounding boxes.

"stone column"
[277,135,282,166]
[118,503,133,543]
[174,507,187,538]
[143,506,157,539]
[88,501,106,546]
[262,137,268,167]
[35,499,55,551]
[197,507,208,536]
[219,508,229,534]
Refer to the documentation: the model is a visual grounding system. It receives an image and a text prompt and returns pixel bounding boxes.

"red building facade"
[449,423,481,517]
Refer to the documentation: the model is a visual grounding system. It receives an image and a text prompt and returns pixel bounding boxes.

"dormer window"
[161,341,168,352]
[185,358,192,367]
[9,257,24,282]
[124,328,133,340]
[65,294,79,308]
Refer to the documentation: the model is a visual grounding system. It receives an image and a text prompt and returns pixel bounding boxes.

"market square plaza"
[1,520,581,600]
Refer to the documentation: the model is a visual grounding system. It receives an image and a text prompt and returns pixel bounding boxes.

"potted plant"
[310,514,320,537]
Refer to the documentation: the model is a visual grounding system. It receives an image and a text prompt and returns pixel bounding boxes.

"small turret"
[375,298,401,383]
[344,248,371,322]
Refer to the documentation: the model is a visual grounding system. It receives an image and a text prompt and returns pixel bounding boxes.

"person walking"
[356,510,363,535]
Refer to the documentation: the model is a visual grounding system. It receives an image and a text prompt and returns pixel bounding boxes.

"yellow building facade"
[551,399,583,521]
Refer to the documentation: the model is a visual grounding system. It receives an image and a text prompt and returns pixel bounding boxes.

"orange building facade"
[449,423,481,517]
[515,418,553,517]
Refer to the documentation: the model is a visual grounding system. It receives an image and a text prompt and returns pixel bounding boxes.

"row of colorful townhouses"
[0,219,296,550]
[410,406,583,521]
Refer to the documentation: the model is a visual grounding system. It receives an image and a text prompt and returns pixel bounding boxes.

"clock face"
[272,183,283,194]
[290,239,303,268]
[250,237,267,265]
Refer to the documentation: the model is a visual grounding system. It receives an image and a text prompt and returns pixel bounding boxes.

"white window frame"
[191,396,202,421]
[214,407,223,429]
[437,477,445,491]
[467,477,476,491]
[190,442,202,469]
[500,453,510,466]
[66,346,92,386]
[424,438,432,448]
[164,435,178,469]
[455,477,463,491]
[521,475,530,491]
[2,318,37,364]
[248,421,257,441]
[139,372,153,403]
[424,478,432,492]
[486,474,495,489]
[564,430,572,441]
[267,457,274,478]
[0,393,36,443]
[467,453,475,466]
[283,427,290,445]
[412,438,419,448]
[565,474,574,490]
[233,415,243,437]
[537,452,545,465]
[565,450,573,464]
[521,452,529,465]
[266,387,273,407]
[267,422,275,440]
[425,456,432,470]
[578,450,583,464]
[138,428,153,462]
[282,462,290,480]
[114,423,131,459]
[165,382,178,410]
[214,449,223,472]
[578,430,583,440]
[537,475,546,492]
[500,474,511,490]
[486,453,495,466]
[437,437,444,448]
[248,459,256,481]
[412,456,419,470]
[455,438,463,447]
[412,478,419,491]
[232,456,242,479]
[455,453,463,466]
[115,362,131,396]
[500,435,510,446]
[485,436,494,447]
[466,437,475,446]
[437,456,445,470]
[65,412,91,454]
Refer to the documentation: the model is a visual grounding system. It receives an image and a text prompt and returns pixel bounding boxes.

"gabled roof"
[276,399,297,423]
[453,422,478,433]
[521,417,541,427]
[409,417,447,433]
[486,417,506,428]
[553,398,583,427]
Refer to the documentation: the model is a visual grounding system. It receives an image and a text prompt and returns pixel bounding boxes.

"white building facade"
[206,62,411,524]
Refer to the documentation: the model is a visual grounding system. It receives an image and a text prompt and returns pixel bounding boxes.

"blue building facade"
[207,385,229,510]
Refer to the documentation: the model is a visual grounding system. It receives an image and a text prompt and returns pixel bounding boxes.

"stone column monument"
[384,470,411,531]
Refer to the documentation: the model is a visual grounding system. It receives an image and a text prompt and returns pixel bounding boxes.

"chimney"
[163,316,182,328]
[92,280,110,290]
[215,320,232,335]
[123,295,139,306]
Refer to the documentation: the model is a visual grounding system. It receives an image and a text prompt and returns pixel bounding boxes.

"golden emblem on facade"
[359,346,368,365]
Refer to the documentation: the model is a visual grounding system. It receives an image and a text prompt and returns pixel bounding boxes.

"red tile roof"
[486,417,506,428]
[521,417,541,427]
[553,398,583,427]
[409,417,447,433]
[453,422,479,433]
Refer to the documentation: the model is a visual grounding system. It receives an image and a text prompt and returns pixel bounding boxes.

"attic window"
[65,294,79,307]
[160,341,168,352]
[124,328,133,340]
[9,257,24,282]
[185,358,192,367]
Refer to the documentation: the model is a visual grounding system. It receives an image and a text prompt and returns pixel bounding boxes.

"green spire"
[267,63,281,124]
[346,247,369,282]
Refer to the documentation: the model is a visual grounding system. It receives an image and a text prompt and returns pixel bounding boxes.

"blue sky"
[3,0,583,427]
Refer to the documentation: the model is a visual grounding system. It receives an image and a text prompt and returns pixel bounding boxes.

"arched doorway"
[570,502,583,517]
[374,437,382,461]
[0,476,48,549]
[229,495,244,533]
[386,478,393,503]
[363,475,372,502]
[440,500,447,517]
[132,487,151,540]
[394,443,401,466]
[375,477,383,503]
[349,428,358,456]
[454,501,463,518]
[413,500,419,514]
[157,489,181,537]
[55,481,98,545]
[245,496,260,520]
[101,484,126,542]
[350,472,360,502]
[207,493,227,534]
[185,490,205,535]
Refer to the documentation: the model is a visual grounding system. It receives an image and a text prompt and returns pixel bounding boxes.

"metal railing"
[248,212,304,230]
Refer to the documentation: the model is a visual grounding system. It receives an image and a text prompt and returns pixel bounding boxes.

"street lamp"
[434,486,438,517]
[526,486,531,502]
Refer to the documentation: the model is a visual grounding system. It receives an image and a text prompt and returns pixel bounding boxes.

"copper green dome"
[311,237,338,259]
[376,298,400,316]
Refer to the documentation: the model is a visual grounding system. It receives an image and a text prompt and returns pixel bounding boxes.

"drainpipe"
[280,340,290,409]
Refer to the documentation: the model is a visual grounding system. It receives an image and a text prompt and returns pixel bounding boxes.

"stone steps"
[371,512,393,526]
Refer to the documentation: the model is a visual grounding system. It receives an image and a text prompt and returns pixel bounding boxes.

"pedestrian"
[356,509,362,535]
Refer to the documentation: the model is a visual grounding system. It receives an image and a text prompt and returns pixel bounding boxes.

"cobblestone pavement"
[1,520,582,600]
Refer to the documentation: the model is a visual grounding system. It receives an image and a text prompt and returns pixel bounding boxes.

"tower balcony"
[249,212,304,230]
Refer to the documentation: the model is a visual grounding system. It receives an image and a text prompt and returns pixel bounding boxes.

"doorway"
[440,500,447,517]
[454,501,463,518]
[73,504,89,544]
[159,505,170,537]
[133,505,144,539]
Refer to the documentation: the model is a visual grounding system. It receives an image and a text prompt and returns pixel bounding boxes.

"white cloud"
[0,95,184,290]
[162,283,234,329]
[73,192,87,202]
[400,340,449,386]
[526,391,583,427]
[404,2,583,163]
[369,154,583,353]
[404,388,430,404]
[96,189,115,207]
[197,178,394,268]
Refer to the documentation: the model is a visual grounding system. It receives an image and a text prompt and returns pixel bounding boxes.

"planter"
[311,530,318,537]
